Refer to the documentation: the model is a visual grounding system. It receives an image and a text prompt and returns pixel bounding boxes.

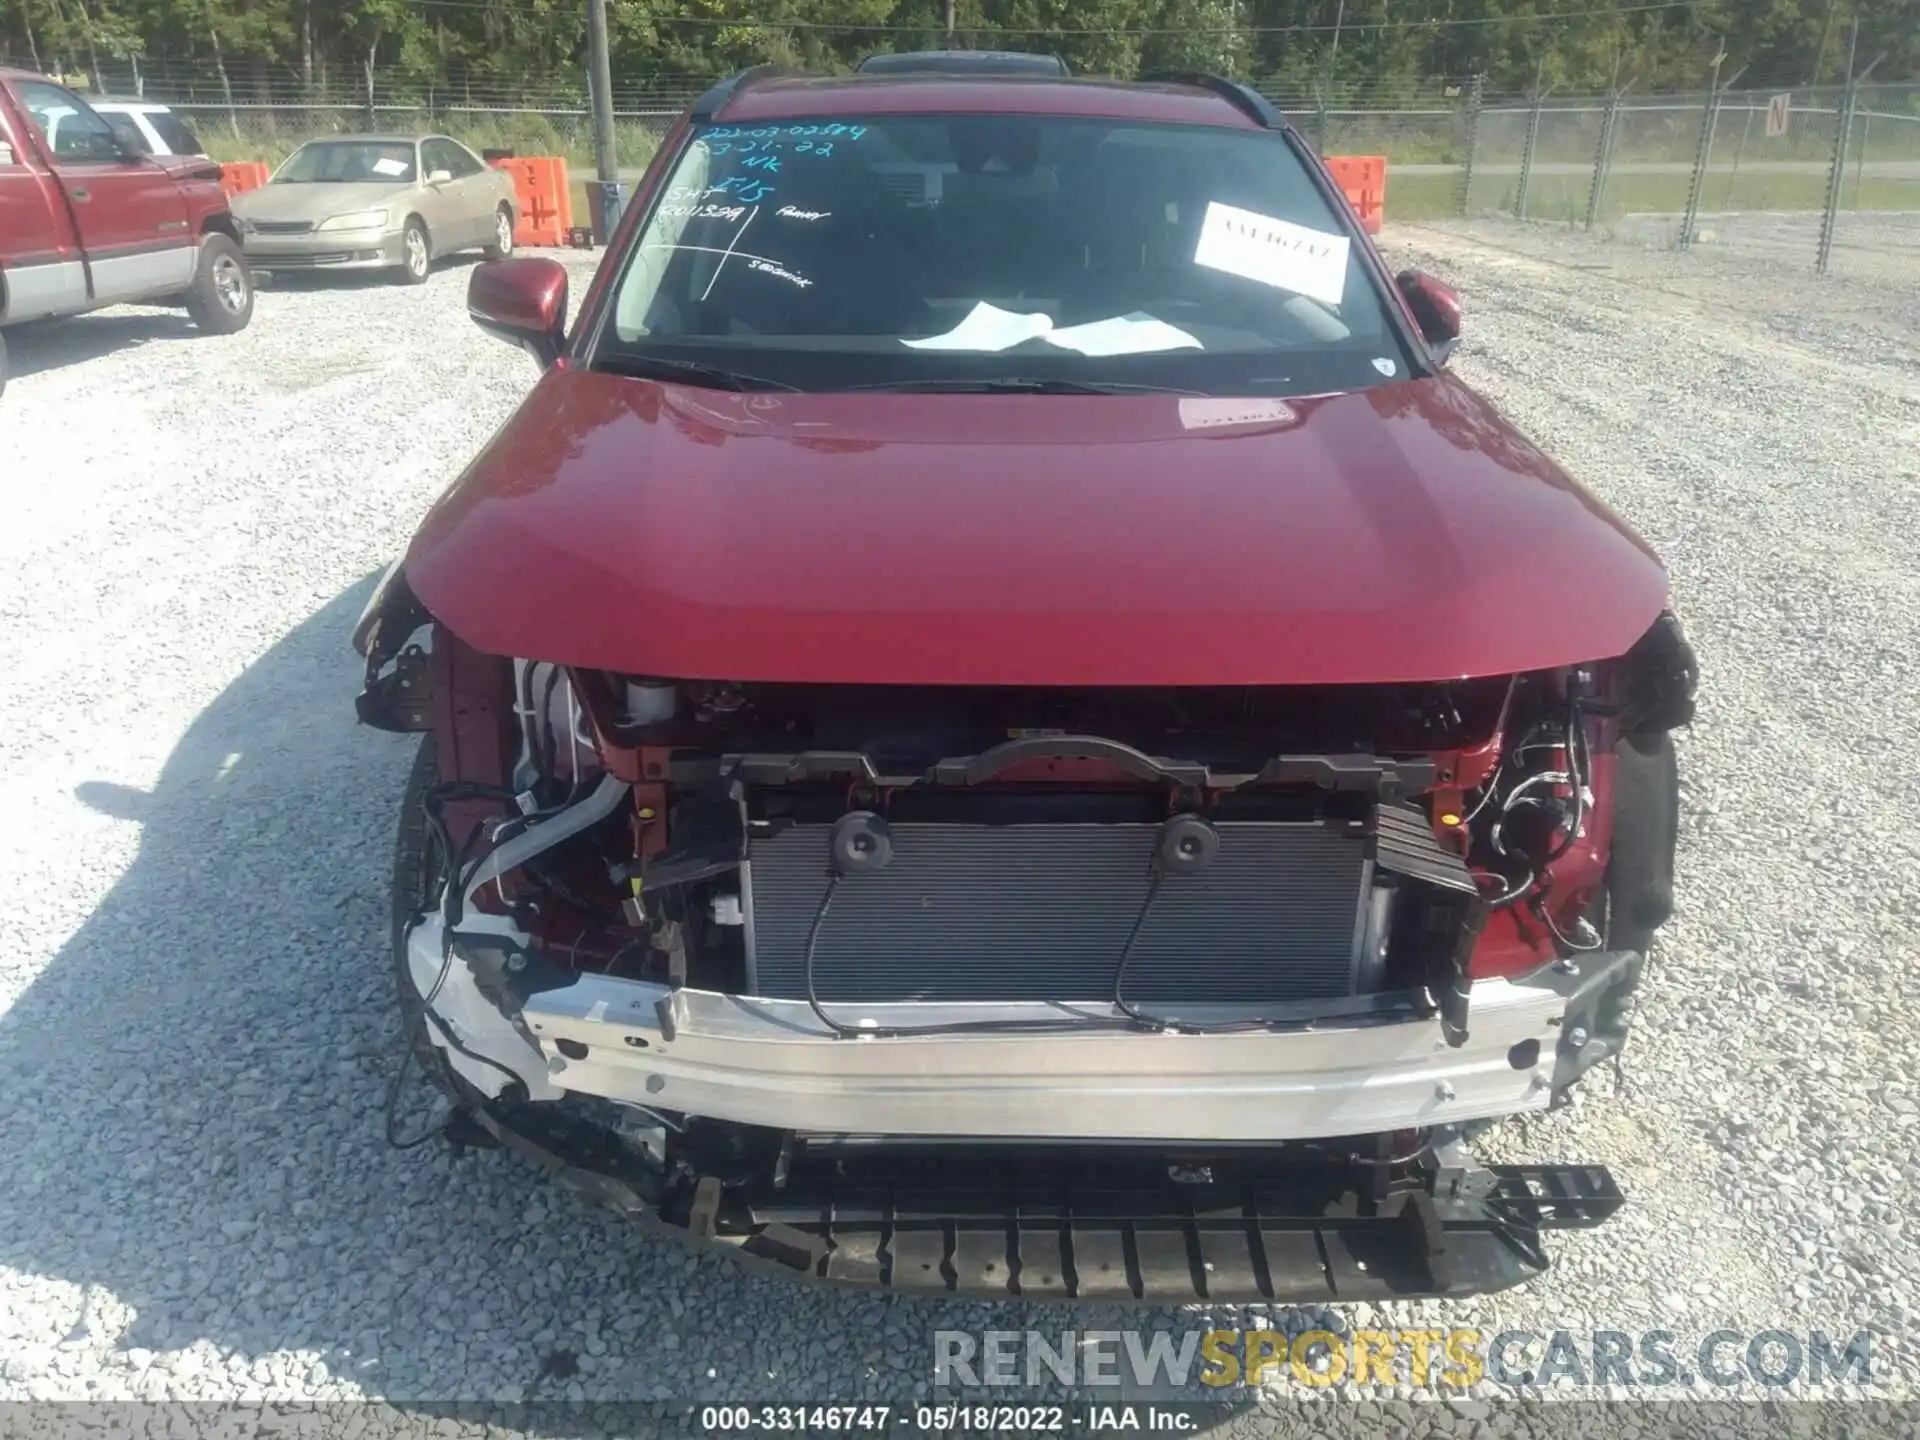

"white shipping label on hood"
[1193,202,1349,308]
[1177,397,1300,431]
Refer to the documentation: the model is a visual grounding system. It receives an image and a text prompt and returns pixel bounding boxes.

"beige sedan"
[231,134,518,284]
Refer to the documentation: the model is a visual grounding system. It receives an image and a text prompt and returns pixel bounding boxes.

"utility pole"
[944,0,955,44]
[586,0,622,239]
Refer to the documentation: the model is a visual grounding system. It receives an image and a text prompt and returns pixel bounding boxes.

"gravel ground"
[1,226,1917,1431]
[1605,209,1920,291]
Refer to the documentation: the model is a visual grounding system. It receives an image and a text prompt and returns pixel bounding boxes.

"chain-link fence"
[164,99,682,176]
[14,52,1918,278]
[1455,80,1919,282]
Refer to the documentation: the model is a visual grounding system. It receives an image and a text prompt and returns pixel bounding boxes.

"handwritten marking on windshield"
[748,258,813,288]
[699,207,757,303]
[658,204,750,222]
[777,206,830,221]
[639,242,791,268]
[703,123,867,141]
[710,175,776,204]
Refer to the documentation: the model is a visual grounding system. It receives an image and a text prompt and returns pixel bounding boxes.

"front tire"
[483,205,515,262]
[397,219,432,285]
[184,234,254,334]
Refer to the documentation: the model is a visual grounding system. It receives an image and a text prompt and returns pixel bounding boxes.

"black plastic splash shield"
[463,1103,1623,1304]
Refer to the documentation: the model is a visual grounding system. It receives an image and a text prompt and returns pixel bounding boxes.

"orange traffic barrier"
[219,161,271,200]
[1324,154,1386,235]
[489,156,572,247]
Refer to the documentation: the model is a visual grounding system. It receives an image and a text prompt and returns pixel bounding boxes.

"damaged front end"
[357,573,1690,1302]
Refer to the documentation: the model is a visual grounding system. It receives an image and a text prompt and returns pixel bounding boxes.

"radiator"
[744,821,1370,1005]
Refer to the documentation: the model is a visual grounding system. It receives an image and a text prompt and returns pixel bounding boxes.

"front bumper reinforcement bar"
[413,929,1647,1141]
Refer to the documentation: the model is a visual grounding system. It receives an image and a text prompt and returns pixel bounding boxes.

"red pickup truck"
[0,67,253,397]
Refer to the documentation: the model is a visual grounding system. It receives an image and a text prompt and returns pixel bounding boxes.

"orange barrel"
[490,156,571,247]
[1324,155,1386,235]
[219,161,271,199]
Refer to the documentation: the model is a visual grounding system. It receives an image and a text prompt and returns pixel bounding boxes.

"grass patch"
[1391,168,1920,224]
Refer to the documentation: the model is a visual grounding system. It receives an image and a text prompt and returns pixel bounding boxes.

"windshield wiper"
[845,377,1198,396]
[595,354,797,392]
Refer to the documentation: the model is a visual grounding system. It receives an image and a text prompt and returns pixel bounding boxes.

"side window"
[423,139,460,178]
[443,141,486,178]
[16,82,123,162]
[106,115,152,155]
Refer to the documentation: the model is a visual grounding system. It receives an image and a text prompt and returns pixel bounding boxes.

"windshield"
[599,113,1411,395]
[275,140,416,183]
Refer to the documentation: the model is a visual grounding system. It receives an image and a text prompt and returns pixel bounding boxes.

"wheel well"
[202,213,239,244]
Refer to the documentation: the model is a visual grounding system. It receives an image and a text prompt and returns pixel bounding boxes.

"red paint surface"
[405,370,1670,687]
[468,257,568,338]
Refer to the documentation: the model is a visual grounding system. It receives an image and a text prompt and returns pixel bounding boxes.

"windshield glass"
[275,140,416,183]
[599,113,1410,395]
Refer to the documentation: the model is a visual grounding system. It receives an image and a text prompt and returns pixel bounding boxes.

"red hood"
[405,369,1668,687]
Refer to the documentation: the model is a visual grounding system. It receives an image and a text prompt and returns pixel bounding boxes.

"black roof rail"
[855,50,1071,77]
[1135,71,1281,129]
[690,63,796,123]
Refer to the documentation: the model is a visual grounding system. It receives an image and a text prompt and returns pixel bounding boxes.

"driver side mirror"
[427,168,453,185]
[469,258,568,368]
[1395,270,1461,364]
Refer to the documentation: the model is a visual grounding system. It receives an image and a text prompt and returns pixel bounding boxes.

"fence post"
[1585,86,1622,228]
[1515,83,1544,219]
[1853,109,1870,206]
[1679,80,1722,249]
[1816,77,1857,275]
[1457,71,1484,216]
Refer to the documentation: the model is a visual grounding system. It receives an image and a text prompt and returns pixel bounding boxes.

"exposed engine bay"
[356,573,1693,1302]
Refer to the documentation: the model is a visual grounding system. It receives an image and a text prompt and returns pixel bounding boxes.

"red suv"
[0,68,253,396]
[356,61,1695,1303]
